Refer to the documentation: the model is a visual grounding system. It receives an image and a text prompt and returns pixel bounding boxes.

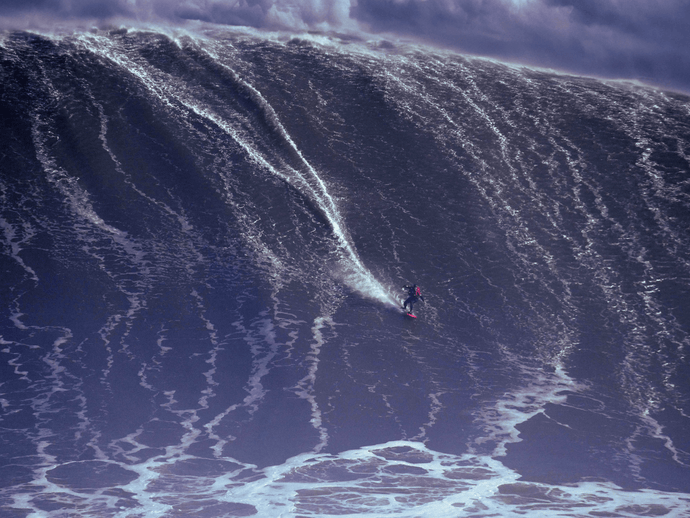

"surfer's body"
[402,284,424,315]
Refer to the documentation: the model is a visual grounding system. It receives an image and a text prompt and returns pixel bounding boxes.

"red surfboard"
[402,303,416,318]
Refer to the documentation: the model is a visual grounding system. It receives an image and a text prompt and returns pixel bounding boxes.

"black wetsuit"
[402,285,425,313]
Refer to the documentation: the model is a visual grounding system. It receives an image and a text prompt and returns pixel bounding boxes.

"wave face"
[1,28,690,516]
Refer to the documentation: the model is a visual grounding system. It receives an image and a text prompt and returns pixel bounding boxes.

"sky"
[1,0,689,93]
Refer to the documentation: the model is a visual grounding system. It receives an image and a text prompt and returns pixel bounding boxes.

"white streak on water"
[292,315,332,452]
[0,214,39,283]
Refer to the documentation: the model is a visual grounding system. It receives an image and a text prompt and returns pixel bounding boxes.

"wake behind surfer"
[402,284,425,314]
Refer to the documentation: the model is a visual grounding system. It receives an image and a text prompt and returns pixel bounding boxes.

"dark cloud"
[1,0,689,92]
[353,0,690,92]
[0,0,133,18]
[0,0,51,12]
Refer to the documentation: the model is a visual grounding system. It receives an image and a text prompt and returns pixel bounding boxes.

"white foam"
[218,440,690,517]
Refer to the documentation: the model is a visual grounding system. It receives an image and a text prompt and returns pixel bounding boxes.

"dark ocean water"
[1,26,690,517]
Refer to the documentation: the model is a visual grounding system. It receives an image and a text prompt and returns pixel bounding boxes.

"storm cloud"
[356,0,690,91]
[1,0,689,92]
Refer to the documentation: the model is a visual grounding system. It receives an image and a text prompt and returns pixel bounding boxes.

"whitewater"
[1,26,689,516]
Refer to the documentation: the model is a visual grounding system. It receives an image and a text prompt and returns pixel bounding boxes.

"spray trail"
[200,41,399,307]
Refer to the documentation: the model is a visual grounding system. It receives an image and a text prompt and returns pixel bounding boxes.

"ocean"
[1,26,689,517]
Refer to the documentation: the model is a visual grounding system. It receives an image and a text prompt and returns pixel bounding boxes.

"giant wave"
[1,26,690,516]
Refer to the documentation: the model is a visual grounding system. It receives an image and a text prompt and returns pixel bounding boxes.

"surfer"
[402,284,425,314]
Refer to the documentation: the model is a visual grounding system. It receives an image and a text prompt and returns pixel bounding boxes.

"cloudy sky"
[1,0,689,93]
